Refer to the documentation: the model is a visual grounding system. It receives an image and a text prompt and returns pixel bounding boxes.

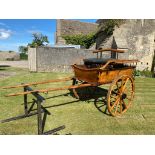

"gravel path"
[0,61,28,68]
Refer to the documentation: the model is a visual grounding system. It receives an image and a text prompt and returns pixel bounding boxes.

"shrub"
[134,70,141,76]
[140,69,154,78]
[62,33,96,49]
[20,53,28,60]
[134,69,154,78]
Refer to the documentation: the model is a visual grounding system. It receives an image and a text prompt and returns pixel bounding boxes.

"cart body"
[72,64,135,85]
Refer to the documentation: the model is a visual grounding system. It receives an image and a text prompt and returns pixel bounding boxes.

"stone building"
[95,19,155,71]
[55,19,155,71]
[55,19,98,45]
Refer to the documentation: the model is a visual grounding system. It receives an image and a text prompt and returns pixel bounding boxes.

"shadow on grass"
[0,65,10,70]
[69,86,110,115]
[42,86,110,116]
[3,87,110,134]
[21,86,110,116]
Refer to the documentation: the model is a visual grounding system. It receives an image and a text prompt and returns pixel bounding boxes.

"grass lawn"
[0,67,155,135]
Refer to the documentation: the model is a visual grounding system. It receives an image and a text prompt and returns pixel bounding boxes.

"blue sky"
[0,19,97,52]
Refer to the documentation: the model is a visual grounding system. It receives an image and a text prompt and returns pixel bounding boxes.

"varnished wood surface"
[107,75,135,116]
[99,59,139,70]
[93,48,126,53]
[72,64,135,85]
[5,83,93,97]
[1,77,73,89]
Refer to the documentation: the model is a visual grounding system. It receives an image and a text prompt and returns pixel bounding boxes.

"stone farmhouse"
[54,19,155,72]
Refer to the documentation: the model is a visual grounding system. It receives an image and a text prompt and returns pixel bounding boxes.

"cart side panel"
[72,65,135,85]
[98,68,134,84]
[72,65,99,84]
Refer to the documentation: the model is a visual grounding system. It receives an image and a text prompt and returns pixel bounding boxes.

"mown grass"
[0,67,155,135]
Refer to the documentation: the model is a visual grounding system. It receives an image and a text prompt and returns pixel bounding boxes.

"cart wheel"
[107,75,135,117]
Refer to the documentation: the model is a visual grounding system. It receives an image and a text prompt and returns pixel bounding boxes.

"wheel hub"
[121,93,127,100]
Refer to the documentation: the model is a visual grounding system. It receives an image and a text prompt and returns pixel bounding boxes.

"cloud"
[0,22,10,28]
[27,29,51,36]
[27,29,42,34]
[0,29,12,40]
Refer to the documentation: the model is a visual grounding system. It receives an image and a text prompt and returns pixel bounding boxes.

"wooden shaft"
[5,83,93,97]
[1,77,73,89]
[93,48,126,53]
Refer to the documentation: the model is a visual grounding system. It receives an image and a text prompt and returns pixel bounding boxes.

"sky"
[0,19,97,52]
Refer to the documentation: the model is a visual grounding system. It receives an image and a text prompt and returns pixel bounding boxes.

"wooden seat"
[83,58,112,66]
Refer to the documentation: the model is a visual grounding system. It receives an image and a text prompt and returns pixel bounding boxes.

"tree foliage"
[28,33,49,47]
[62,20,125,49]
[18,33,49,60]
[18,46,28,60]
[62,33,96,49]
[19,46,28,53]
[98,19,126,36]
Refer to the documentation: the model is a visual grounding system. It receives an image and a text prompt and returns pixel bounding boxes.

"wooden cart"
[71,48,138,116]
[1,48,138,134]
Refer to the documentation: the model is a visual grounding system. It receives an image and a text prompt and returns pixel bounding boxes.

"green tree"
[28,33,49,47]
[19,46,28,60]
[19,46,28,53]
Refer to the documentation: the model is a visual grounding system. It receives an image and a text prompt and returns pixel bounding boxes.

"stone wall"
[0,51,20,61]
[55,19,98,45]
[28,48,37,71]
[28,47,111,72]
[96,19,155,71]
